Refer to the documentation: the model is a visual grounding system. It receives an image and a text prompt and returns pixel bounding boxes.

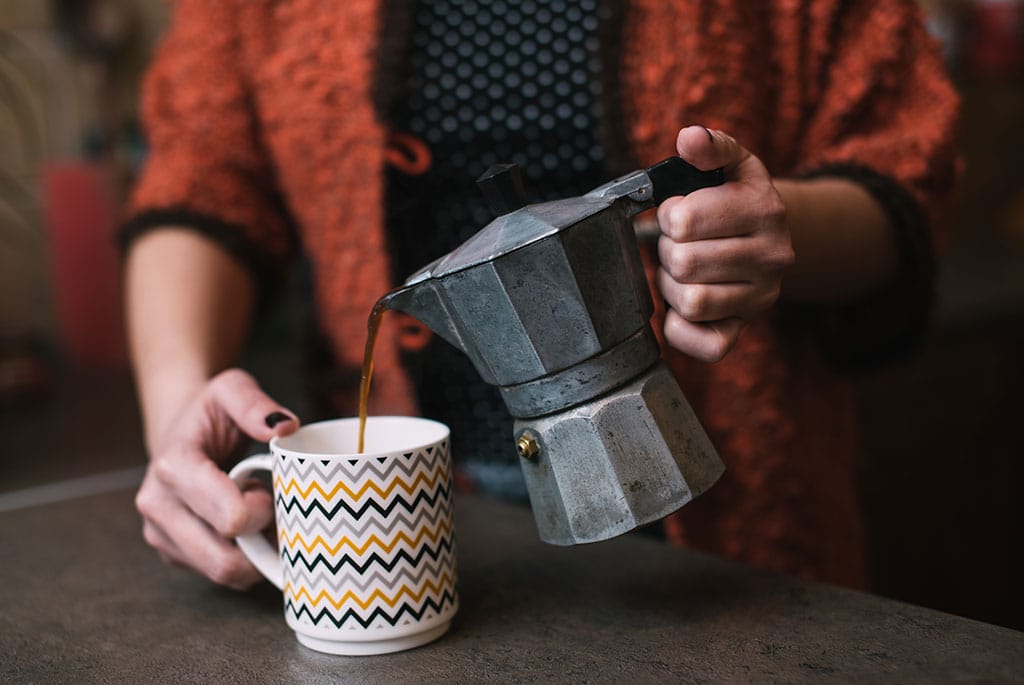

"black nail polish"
[265,411,291,428]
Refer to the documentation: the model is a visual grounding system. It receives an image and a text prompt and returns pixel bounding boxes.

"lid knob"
[476,163,528,216]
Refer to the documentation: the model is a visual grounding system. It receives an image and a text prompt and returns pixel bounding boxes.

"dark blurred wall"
[858,0,1024,630]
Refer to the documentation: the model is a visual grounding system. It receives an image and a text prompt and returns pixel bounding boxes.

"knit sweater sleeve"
[120,0,295,290]
[791,0,958,221]
[781,0,960,368]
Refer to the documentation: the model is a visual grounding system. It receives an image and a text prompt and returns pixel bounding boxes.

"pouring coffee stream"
[356,298,387,454]
[357,157,728,545]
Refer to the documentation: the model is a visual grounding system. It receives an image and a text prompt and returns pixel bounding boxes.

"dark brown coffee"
[357,297,388,454]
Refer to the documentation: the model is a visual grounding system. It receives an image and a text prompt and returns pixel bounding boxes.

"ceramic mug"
[229,416,458,655]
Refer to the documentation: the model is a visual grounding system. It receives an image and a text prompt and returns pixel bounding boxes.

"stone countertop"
[2,489,1021,684]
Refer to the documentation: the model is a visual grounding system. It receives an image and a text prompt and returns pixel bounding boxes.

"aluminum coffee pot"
[384,158,726,545]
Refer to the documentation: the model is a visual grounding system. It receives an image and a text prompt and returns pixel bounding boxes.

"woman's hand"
[134,368,298,589]
[655,126,795,361]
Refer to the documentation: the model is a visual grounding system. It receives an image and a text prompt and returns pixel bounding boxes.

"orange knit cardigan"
[125,0,958,587]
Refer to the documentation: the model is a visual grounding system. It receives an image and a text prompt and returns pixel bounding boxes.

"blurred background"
[1,0,1021,629]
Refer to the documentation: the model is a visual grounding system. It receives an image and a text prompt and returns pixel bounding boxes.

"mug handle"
[228,454,283,589]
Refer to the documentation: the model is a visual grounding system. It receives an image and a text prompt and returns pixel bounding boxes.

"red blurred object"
[968,0,1024,77]
[42,162,127,368]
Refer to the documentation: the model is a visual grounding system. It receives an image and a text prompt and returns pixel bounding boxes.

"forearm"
[774,177,899,302]
[124,228,257,450]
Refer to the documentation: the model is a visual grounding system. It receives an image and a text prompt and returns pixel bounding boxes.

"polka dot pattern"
[385,0,607,499]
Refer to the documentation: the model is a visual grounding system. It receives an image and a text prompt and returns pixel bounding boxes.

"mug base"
[295,620,452,656]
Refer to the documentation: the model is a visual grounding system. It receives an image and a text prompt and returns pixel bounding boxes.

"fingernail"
[265,411,292,428]
[700,126,714,143]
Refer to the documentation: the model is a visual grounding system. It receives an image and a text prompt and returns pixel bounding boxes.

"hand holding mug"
[134,368,298,589]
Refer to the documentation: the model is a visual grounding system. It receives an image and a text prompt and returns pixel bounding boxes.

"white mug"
[229,416,458,655]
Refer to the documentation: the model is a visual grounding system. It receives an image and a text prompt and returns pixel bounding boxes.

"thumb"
[207,368,300,442]
[675,125,750,176]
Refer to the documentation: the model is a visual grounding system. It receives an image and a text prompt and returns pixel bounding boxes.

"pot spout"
[383,278,467,354]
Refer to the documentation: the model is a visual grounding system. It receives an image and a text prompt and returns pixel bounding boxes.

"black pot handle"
[646,157,726,204]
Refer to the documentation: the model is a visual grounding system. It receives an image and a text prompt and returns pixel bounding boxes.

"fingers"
[658,234,750,283]
[239,484,275,534]
[657,268,780,323]
[675,125,767,181]
[656,164,785,243]
[663,310,744,363]
[676,125,744,172]
[657,184,785,243]
[207,368,299,443]
[136,468,265,590]
[657,233,793,285]
[656,189,741,242]
[152,443,254,538]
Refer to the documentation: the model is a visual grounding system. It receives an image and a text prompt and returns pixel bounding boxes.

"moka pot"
[384,158,727,544]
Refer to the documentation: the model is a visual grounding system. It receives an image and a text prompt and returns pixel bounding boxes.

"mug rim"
[269,416,450,460]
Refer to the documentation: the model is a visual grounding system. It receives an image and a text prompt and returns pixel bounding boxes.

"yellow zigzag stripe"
[272,466,449,502]
[278,519,453,556]
[284,573,455,611]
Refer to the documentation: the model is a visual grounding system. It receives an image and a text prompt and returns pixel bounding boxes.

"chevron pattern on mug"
[274,441,458,633]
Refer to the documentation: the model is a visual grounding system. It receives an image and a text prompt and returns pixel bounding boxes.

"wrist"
[774,177,898,302]
[135,364,211,454]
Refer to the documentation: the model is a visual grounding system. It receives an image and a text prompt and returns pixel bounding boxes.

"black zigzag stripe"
[281,537,455,574]
[274,481,451,519]
[285,590,457,629]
